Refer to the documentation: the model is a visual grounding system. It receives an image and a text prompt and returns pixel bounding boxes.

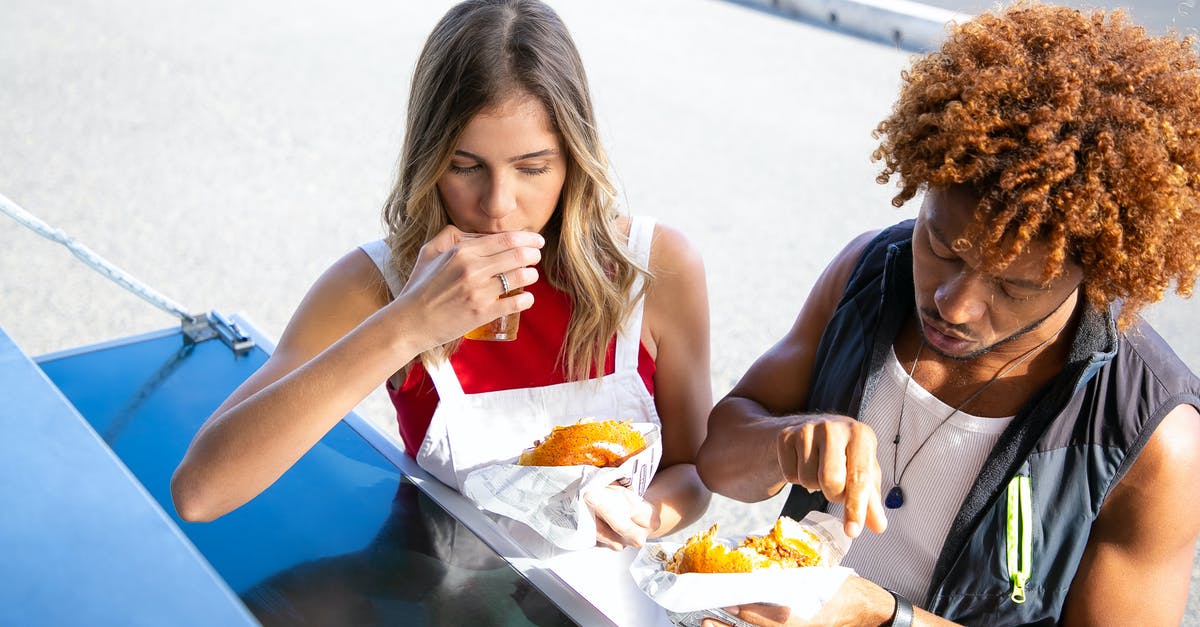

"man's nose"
[934,270,989,325]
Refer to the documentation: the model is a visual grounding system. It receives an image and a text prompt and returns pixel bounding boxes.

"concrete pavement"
[2,0,1197,622]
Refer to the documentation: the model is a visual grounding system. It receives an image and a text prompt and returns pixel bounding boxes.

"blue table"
[0,325,257,627]
[2,316,604,626]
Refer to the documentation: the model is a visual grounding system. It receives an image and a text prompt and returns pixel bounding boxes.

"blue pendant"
[885,486,905,509]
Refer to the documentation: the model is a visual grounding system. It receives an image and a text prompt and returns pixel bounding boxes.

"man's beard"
[918,289,1078,362]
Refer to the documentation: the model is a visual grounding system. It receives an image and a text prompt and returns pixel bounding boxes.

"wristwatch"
[886,589,914,627]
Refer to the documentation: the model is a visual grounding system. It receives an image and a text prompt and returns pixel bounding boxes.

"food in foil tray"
[517,419,647,468]
[631,512,852,618]
[666,516,824,574]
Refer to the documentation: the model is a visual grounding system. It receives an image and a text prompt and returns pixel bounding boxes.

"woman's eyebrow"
[453,148,559,163]
[509,148,558,162]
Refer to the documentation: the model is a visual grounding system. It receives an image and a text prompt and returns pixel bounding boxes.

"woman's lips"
[922,320,975,355]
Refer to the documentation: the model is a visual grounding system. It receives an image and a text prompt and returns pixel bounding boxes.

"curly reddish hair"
[873,2,1200,325]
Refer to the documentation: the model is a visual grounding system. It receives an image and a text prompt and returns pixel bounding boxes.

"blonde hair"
[382,0,647,380]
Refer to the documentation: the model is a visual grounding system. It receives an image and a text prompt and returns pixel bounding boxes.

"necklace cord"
[890,318,1069,493]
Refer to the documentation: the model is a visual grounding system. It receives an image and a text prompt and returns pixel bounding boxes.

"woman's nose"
[934,271,989,324]
[481,174,517,218]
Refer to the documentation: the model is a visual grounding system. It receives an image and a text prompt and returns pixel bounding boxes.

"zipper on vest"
[1006,474,1032,604]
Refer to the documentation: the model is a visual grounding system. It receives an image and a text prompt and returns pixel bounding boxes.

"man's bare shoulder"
[1063,403,1200,624]
[1094,403,1200,544]
[802,229,884,318]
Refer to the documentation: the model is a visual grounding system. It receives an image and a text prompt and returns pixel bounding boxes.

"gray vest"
[783,222,1200,625]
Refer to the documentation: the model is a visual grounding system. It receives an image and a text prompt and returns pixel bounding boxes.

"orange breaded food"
[744,516,824,569]
[517,419,646,467]
[665,516,823,574]
[665,525,772,574]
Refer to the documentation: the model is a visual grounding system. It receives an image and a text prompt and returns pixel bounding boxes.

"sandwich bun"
[665,516,823,574]
[517,419,647,468]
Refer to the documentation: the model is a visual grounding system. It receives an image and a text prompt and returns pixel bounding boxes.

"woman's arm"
[171,228,543,521]
[587,221,713,549]
[640,222,713,538]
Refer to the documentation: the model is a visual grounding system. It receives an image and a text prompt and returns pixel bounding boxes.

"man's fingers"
[840,422,881,537]
[816,422,849,501]
[776,426,801,485]
[779,424,820,490]
[781,416,886,531]
[865,484,889,534]
[734,603,791,625]
[841,478,867,539]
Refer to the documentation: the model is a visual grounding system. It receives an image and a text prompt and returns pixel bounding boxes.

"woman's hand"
[389,226,544,348]
[585,483,660,550]
[777,415,888,539]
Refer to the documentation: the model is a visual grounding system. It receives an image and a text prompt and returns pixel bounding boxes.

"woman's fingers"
[402,227,543,325]
[452,229,544,285]
[593,518,626,551]
[415,230,543,315]
[586,485,655,548]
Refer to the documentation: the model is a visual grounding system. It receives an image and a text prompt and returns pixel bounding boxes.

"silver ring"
[497,272,510,294]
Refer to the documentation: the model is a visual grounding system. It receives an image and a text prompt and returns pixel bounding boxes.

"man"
[697,4,1200,626]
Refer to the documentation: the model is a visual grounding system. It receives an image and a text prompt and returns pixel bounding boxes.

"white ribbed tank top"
[827,348,1013,604]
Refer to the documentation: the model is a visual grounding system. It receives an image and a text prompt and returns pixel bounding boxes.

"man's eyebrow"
[927,220,951,248]
[927,219,1047,290]
[453,149,559,163]
[1000,274,1049,290]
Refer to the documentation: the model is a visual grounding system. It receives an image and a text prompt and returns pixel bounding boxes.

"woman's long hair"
[382,0,647,380]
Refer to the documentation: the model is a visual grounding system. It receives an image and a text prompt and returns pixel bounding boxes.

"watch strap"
[887,589,914,627]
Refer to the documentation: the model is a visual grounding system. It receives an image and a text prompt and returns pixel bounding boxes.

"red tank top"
[388,267,657,456]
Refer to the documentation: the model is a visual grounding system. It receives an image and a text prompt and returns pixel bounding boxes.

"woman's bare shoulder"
[274,247,393,355]
[315,247,393,308]
[646,220,704,277]
[641,221,708,352]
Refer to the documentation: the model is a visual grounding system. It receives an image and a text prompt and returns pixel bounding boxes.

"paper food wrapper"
[630,511,855,623]
[462,422,661,551]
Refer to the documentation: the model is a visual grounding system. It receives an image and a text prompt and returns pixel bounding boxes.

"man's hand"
[777,415,888,538]
[699,576,919,627]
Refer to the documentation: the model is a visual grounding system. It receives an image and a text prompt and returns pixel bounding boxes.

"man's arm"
[1061,402,1200,626]
[707,576,963,627]
[697,230,887,537]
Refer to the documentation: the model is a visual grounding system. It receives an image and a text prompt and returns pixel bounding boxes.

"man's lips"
[921,318,976,353]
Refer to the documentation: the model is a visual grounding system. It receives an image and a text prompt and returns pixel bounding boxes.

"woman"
[171,0,712,551]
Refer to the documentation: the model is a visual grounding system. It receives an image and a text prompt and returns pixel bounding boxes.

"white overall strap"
[361,238,468,397]
[358,239,404,299]
[615,215,656,372]
[423,356,467,399]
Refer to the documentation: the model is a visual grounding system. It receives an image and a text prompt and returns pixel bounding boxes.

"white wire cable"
[0,191,194,322]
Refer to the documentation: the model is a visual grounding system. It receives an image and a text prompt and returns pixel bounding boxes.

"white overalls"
[361,215,663,492]
[360,216,672,624]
